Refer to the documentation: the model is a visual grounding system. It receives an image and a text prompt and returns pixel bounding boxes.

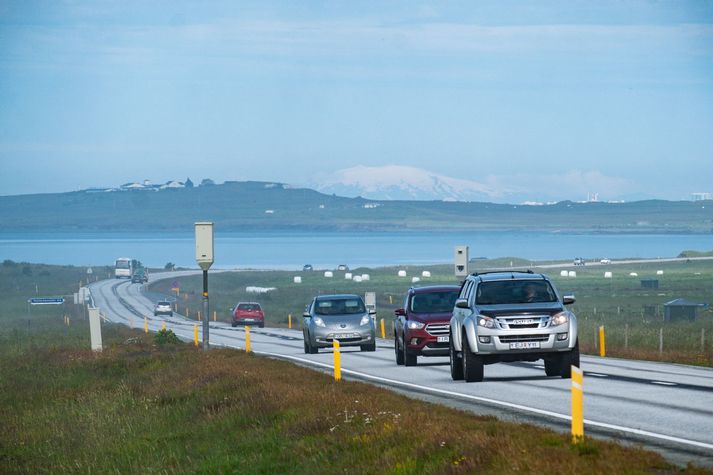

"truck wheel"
[449,333,464,381]
[462,333,484,383]
[544,357,561,377]
[403,343,417,366]
[395,334,404,365]
[559,340,580,379]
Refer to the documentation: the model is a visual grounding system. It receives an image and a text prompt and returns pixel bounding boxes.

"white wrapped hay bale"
[604,272,612,279]
[398,270,407,277]
[361,274,370,281]
[568,271,577,278]
[293,276,302,283]
[412,277,421,283]
[344,272,353,279]
[353,275,363,282]
[324,271,333,278]
[422,271,431,278]
[560,270,568,277]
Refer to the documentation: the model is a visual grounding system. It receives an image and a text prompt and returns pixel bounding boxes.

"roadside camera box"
[454,245,469,278]
[195,222,214,270]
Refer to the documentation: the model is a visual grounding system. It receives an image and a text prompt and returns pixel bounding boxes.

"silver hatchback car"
[303,294,376,353]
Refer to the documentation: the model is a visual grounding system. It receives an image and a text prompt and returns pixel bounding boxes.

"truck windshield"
[476,281,558,305]
[410,290,459,313]
[315,298,366,315]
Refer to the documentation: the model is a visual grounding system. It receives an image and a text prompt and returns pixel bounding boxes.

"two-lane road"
[89,274,713,468]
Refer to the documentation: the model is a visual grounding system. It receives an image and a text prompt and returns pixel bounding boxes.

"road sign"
[28,297,64,305]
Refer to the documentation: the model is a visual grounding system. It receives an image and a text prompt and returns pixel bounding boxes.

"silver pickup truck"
[449,271,579,382]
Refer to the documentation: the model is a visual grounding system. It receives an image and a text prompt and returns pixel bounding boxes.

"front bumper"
[405,326,450,356]
[312,326,375,348]
[473,327,571,355]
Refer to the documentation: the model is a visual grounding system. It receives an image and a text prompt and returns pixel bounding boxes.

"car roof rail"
[470,269,535,276]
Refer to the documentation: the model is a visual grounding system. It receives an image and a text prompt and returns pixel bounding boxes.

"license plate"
[336,333,353,339]
[513,319,537,325]
[244,318,255,322]
[437,335,449,343]
[509,342,540,350]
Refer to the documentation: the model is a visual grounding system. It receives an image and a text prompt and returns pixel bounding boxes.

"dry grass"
[1,322,707,474]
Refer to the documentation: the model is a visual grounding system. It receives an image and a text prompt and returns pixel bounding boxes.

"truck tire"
[544,357,561,377]
[462,333,484,383]
[559,340,580,379]
[450,333,464,381]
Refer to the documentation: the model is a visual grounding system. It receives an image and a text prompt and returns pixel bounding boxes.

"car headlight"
[360,315,371,326]
[550,312,569,326]
[477,315,495,329]
[313,316,326,327]
[407,320,425,330]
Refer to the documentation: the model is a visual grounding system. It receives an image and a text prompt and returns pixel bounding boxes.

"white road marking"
[651,381,677,386]
[587,372,608,377]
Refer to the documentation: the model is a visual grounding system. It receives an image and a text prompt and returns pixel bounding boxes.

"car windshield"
[315,298,366,315]
[410,290,459,313]
[238,304,261,311]
[157,301,170,306]
[476,280,558,305]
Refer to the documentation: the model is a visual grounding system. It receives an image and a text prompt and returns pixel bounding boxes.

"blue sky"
[1,1,712,201]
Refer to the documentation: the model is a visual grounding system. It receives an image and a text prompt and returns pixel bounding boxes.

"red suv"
[232,302,265,328]
[394,285,460,366]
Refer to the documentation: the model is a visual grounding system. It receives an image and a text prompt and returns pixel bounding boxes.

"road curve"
[89,272,713,468]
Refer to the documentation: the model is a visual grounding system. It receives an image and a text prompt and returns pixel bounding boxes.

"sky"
[0,0,712,202]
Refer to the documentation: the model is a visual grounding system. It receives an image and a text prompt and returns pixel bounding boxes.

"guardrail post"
[659,328,663,354]
[144,316,148,334]
[333,339,341,381]
[571,366,584,443]
[245,326,251,353]
[288,313,292,329]
[380,318,386,339]
[194,324,199,347]
[598,326,606,357]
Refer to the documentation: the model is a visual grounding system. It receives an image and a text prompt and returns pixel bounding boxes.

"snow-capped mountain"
[312,165,512,202]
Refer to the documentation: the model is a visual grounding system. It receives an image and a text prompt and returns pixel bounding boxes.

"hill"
[1,181,712,233]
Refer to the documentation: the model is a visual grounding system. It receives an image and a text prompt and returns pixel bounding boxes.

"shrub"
[154,329,181,346]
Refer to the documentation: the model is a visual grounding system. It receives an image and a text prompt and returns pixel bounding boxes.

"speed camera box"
[454,245,469,278]
[195,222,214,270]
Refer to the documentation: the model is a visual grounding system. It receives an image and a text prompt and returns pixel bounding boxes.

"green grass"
[157,258,713,366]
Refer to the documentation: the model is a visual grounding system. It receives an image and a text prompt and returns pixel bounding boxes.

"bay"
[0,231,711,270]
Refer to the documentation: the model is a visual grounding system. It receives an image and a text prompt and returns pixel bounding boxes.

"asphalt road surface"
[89,272,713,468]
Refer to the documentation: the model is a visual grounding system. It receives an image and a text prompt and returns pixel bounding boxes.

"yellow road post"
[288,313,292,329]
[198,311,201,322]
[194,324,199,347]
[571,366,584,443]
[213,311,217,322]
[599,326,606,357]
[162,321,167,331]
[245,326,251,353]
[144,317,148,334]
[333,339,341,381]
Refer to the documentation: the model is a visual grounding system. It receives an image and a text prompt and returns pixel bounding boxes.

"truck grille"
[495,316,549,330]
[498,334,550,343]
[425,323,449,336]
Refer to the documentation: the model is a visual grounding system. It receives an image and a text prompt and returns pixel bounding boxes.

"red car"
[394,285,460,366]
[232,302,265,328]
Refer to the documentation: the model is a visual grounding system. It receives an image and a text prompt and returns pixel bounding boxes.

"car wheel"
[231,322,237,328]
[395,334,404,365]
[544,357,561,377]
[308,336,318,354]
[462,333,484,383]
[449,332,464,381]
[559,340,580,379]
[303,338,309,354]
[259,323,264,328]
[403,340,417,366]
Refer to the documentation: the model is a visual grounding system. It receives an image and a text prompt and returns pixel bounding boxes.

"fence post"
[624,323,628,349]
[333,339,341,381]
[571,366,584,443]
[659,328,663,354]
[702,328,706,353]
[599,326,606,357]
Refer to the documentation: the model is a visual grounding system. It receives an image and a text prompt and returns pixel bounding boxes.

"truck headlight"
[313,316,326,327]
[407,320,425,330]
[550,312,569,326]
[360,315,370,326]
[477,316,495,329]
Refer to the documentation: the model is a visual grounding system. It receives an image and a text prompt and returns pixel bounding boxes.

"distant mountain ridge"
[313,165,506,202]
[0,181,711,233]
